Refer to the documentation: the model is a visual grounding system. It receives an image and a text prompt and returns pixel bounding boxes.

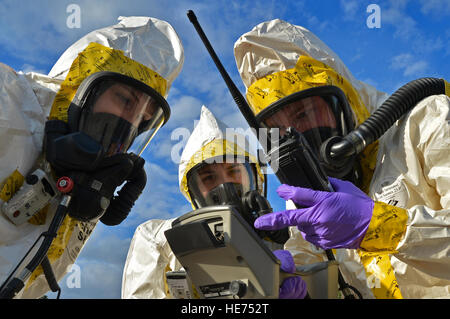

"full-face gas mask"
[186,156,289,244]
[68,71,169,156]
[255,85,362,185]
[44,71,171,225]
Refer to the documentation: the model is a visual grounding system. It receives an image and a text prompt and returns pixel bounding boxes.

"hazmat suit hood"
[49,16,184,92]
[234,18,388,119]
[233,18,389,190]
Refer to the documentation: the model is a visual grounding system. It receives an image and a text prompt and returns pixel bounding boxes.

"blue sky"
[1,0,449,298]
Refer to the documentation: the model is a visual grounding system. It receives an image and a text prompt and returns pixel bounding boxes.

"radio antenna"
[187,10,271,151]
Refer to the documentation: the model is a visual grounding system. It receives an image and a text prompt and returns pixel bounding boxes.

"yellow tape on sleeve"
[357,252,403,299]
[0,169,24,202]
[164,264,172,297]
[359,201,408,253]
[444,80,450,97]
[357,202,407,299]
[25,215,79,290]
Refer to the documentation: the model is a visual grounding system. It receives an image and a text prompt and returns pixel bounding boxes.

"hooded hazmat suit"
[234,19,450,299]
[121,105,269,298]
[0,16,184,298]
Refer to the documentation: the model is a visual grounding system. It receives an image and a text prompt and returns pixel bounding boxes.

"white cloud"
[221,110,250,131]
[340,0,360,21]
[77,227,131,265]
[0,0,110,65]
[420,0,450,16]
[390,53,428,77]
[403,60,428,77]
[165,94,203,129]
[20,63,47,74]
[380,0,443,55]
[382,1,417,40]
[306,15,330,32]
[124,161,190,221]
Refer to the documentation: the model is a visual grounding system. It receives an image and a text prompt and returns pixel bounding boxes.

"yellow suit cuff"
[359,201,408,253]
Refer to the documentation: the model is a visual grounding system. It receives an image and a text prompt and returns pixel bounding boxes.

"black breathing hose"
[324,78,448,163]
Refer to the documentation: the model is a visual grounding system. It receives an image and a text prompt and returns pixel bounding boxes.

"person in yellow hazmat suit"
[233,19,450,299]
[0,16,184,299]
[122,105,307,299]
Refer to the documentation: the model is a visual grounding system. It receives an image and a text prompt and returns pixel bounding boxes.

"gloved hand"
[273,250,307,299]
[100,153,147,226]
[67,152,145,224]
[255,177,374,250]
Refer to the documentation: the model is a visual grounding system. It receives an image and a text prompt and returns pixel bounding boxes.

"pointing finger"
[277,184,329,207]
[254,209,309,230]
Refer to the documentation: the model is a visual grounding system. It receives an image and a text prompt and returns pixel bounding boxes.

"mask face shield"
[256,86,354,154]
[187,158,258,209]
[69,72,170,156]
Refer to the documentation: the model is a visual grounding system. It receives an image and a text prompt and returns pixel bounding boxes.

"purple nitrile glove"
[255,177,374,250]
[273,250,307,299]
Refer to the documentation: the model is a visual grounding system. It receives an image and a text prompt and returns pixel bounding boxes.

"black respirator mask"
[257,85,362,185]
[44,72,170,225]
